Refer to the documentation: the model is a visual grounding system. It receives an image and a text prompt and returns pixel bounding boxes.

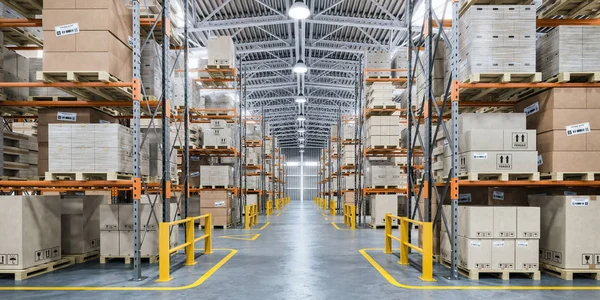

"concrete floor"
[1,201,600,299]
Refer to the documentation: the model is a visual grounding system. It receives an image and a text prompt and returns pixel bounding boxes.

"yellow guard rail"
[329,200,337,216]
[343,204,356,229]
[157,214,212,282]
[384,213,435,282]
[266,200,273,216]
[245,204,259,229]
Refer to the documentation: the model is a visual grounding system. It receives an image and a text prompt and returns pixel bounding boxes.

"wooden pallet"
[99,255,158,265]
[460,72,542,102]
[0,257,75,281]
[36,71,133,101]
[538,0,600,18]
[441,260,541,280]
[365,185,403,189]
[458,172,540,181]
[45,172,134,181]
[540,172,600,182]
[200,224,233,230]
[540,263,600,280]
[459,0,534,16]
[545,72,600,83]
[28,96,79,101]
[200,185,232,189]
[368,145,399,149]
[64,250,100,264]
[200,145,234,149]
[464,72,542,84]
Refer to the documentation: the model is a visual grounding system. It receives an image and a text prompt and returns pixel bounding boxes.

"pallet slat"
[441,260,540,280]
[0,257,75,281]
[541,263,600,280]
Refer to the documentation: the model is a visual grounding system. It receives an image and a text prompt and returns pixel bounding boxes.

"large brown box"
[529,195,600,269]
[524,109,600,134]
[61,195,104,254]
[343,191,355,203]
[539,151,600,173]
[42,0,132,45]
[537,130,587,152]
[459,206,493,238]
[199,191,233,208]
[0,196,62,270]
[199,207,232,226]
[514,88,588,114]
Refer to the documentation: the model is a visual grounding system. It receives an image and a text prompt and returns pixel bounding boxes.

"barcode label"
[190,171,200,177]
[493,191,504,201]
[215,201,225,207]
[571,197,589,206]
[57,112,76,122]
[458,193,472,203]
[99,120,110,124]
[55,23,79,37]
[493,241,505,247]
[537,155,543,166]
[473,152,487,159]
[566,122,591,136]
[524,102,539,116]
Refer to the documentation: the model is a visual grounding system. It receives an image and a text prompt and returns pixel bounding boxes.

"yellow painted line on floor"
[0,249,237,291]
[360,248,600,290]
[331,222,348,230]
[276,211,282,216]
[219,234,260,241]
[259,222,270,230]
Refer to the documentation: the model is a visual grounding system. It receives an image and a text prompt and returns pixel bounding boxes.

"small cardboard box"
[515,239,539,270]
[458,237,492,270]
[493,207,516,238]
[491,239,515,270]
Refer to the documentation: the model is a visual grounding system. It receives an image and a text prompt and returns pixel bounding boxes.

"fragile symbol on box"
[583,253,594,265]
[7,254,18,265]
[496,154,512,170]
[553,251,562,264]
[0,254,5,265]
[512,132,528,149]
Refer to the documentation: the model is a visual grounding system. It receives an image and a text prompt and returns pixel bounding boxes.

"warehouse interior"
[1,0,600,299]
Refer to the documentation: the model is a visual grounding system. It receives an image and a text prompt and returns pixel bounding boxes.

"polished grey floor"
[1,201,599,299]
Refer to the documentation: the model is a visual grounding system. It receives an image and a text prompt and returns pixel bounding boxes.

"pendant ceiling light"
[288,0,310,20]
[292,59,308,74]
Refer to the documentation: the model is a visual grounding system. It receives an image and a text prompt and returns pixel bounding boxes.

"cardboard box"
[459,206,493,238]
[515,239,539,270]
[492,239,515,270]
[370,194,398,226]
[100,204,119,230]
[61,195,104,254]
[0,196,62,269]
[514,88,588,114]
[440,230,451,263]
[516,207,540,239]
[118,231,159,257]
[459,130,504,152]
[199,191,233,208]
[524,109,600,134]
[493,207,516,238]
[458,237,492,270]
[503,130,536,151]
[539,151,600,173]
[537,130,587,152]
[529,195,600,269]
[42,0,132,45]
[459,151,538,173]
[199,208,232,226]
[343,191,355,203]
[43,51,132,82]
[100,230,119,256]
[458,113,526,134]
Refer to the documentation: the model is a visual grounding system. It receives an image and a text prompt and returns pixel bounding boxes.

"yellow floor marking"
[331,222,348,230]
[276,211,282,216]
[219,234,260,241]
[0,249,237,291]
[258,222,270,230]
[360,248,600,290]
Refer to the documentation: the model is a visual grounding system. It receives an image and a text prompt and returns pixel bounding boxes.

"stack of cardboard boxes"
[100,197,177,258]
[0,196,62,270]
[369,194,400,226]
[366,51,391,77]
[537,26,600,81]
[434,113,538,179]
[207,36,235,68]
[47,123,149,175]
[1,129,38,179]
[366,115,400,148]
[197,191,233,227]
[203,120,233,148]
[458,5,536,81]
[42,0,133,81]
[530,195,600,270]
[200,165,234,187]
[367,82,398,109]
[3,50,29,100]
[441,205,540,272]
[59,195,105,255]
[515,88,600,174]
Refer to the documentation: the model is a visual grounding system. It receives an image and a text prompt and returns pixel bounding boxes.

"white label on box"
[492,191,505,201]
[493,241,505,247]
[566,122,591,136]
[517,241,528,247]
[524,102,539,116]
[215,201,225,207]
[57,112,77,122]
[470,241,481,247]
[537,155,543,166]
[55,23,79,37]
[571,198,589,206]
[99,120,110,124]
[191,156,200,161]
[128,36,134,47]
[473,152,487,159]
[458,193,472,203]
[564,191,577,196]
[190,171,200,177]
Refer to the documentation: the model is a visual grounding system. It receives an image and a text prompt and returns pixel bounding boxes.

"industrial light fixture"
[299,149,305,153]
[295,94,307,103]
[293,59,308,74]
[298,127,306,133]
[288,0,310,20]
[299,144,305,148]
[297,114,306,121]
[299,137,305,142]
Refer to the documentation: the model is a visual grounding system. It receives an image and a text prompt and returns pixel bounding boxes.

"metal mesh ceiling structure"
[190,0,408,147]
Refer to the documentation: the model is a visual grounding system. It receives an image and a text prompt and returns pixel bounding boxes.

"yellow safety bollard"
[384,214,392,254]
[400,218,409,265]
[330,200,336,216]
[185,218,196,266]
[157,222,172,282]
